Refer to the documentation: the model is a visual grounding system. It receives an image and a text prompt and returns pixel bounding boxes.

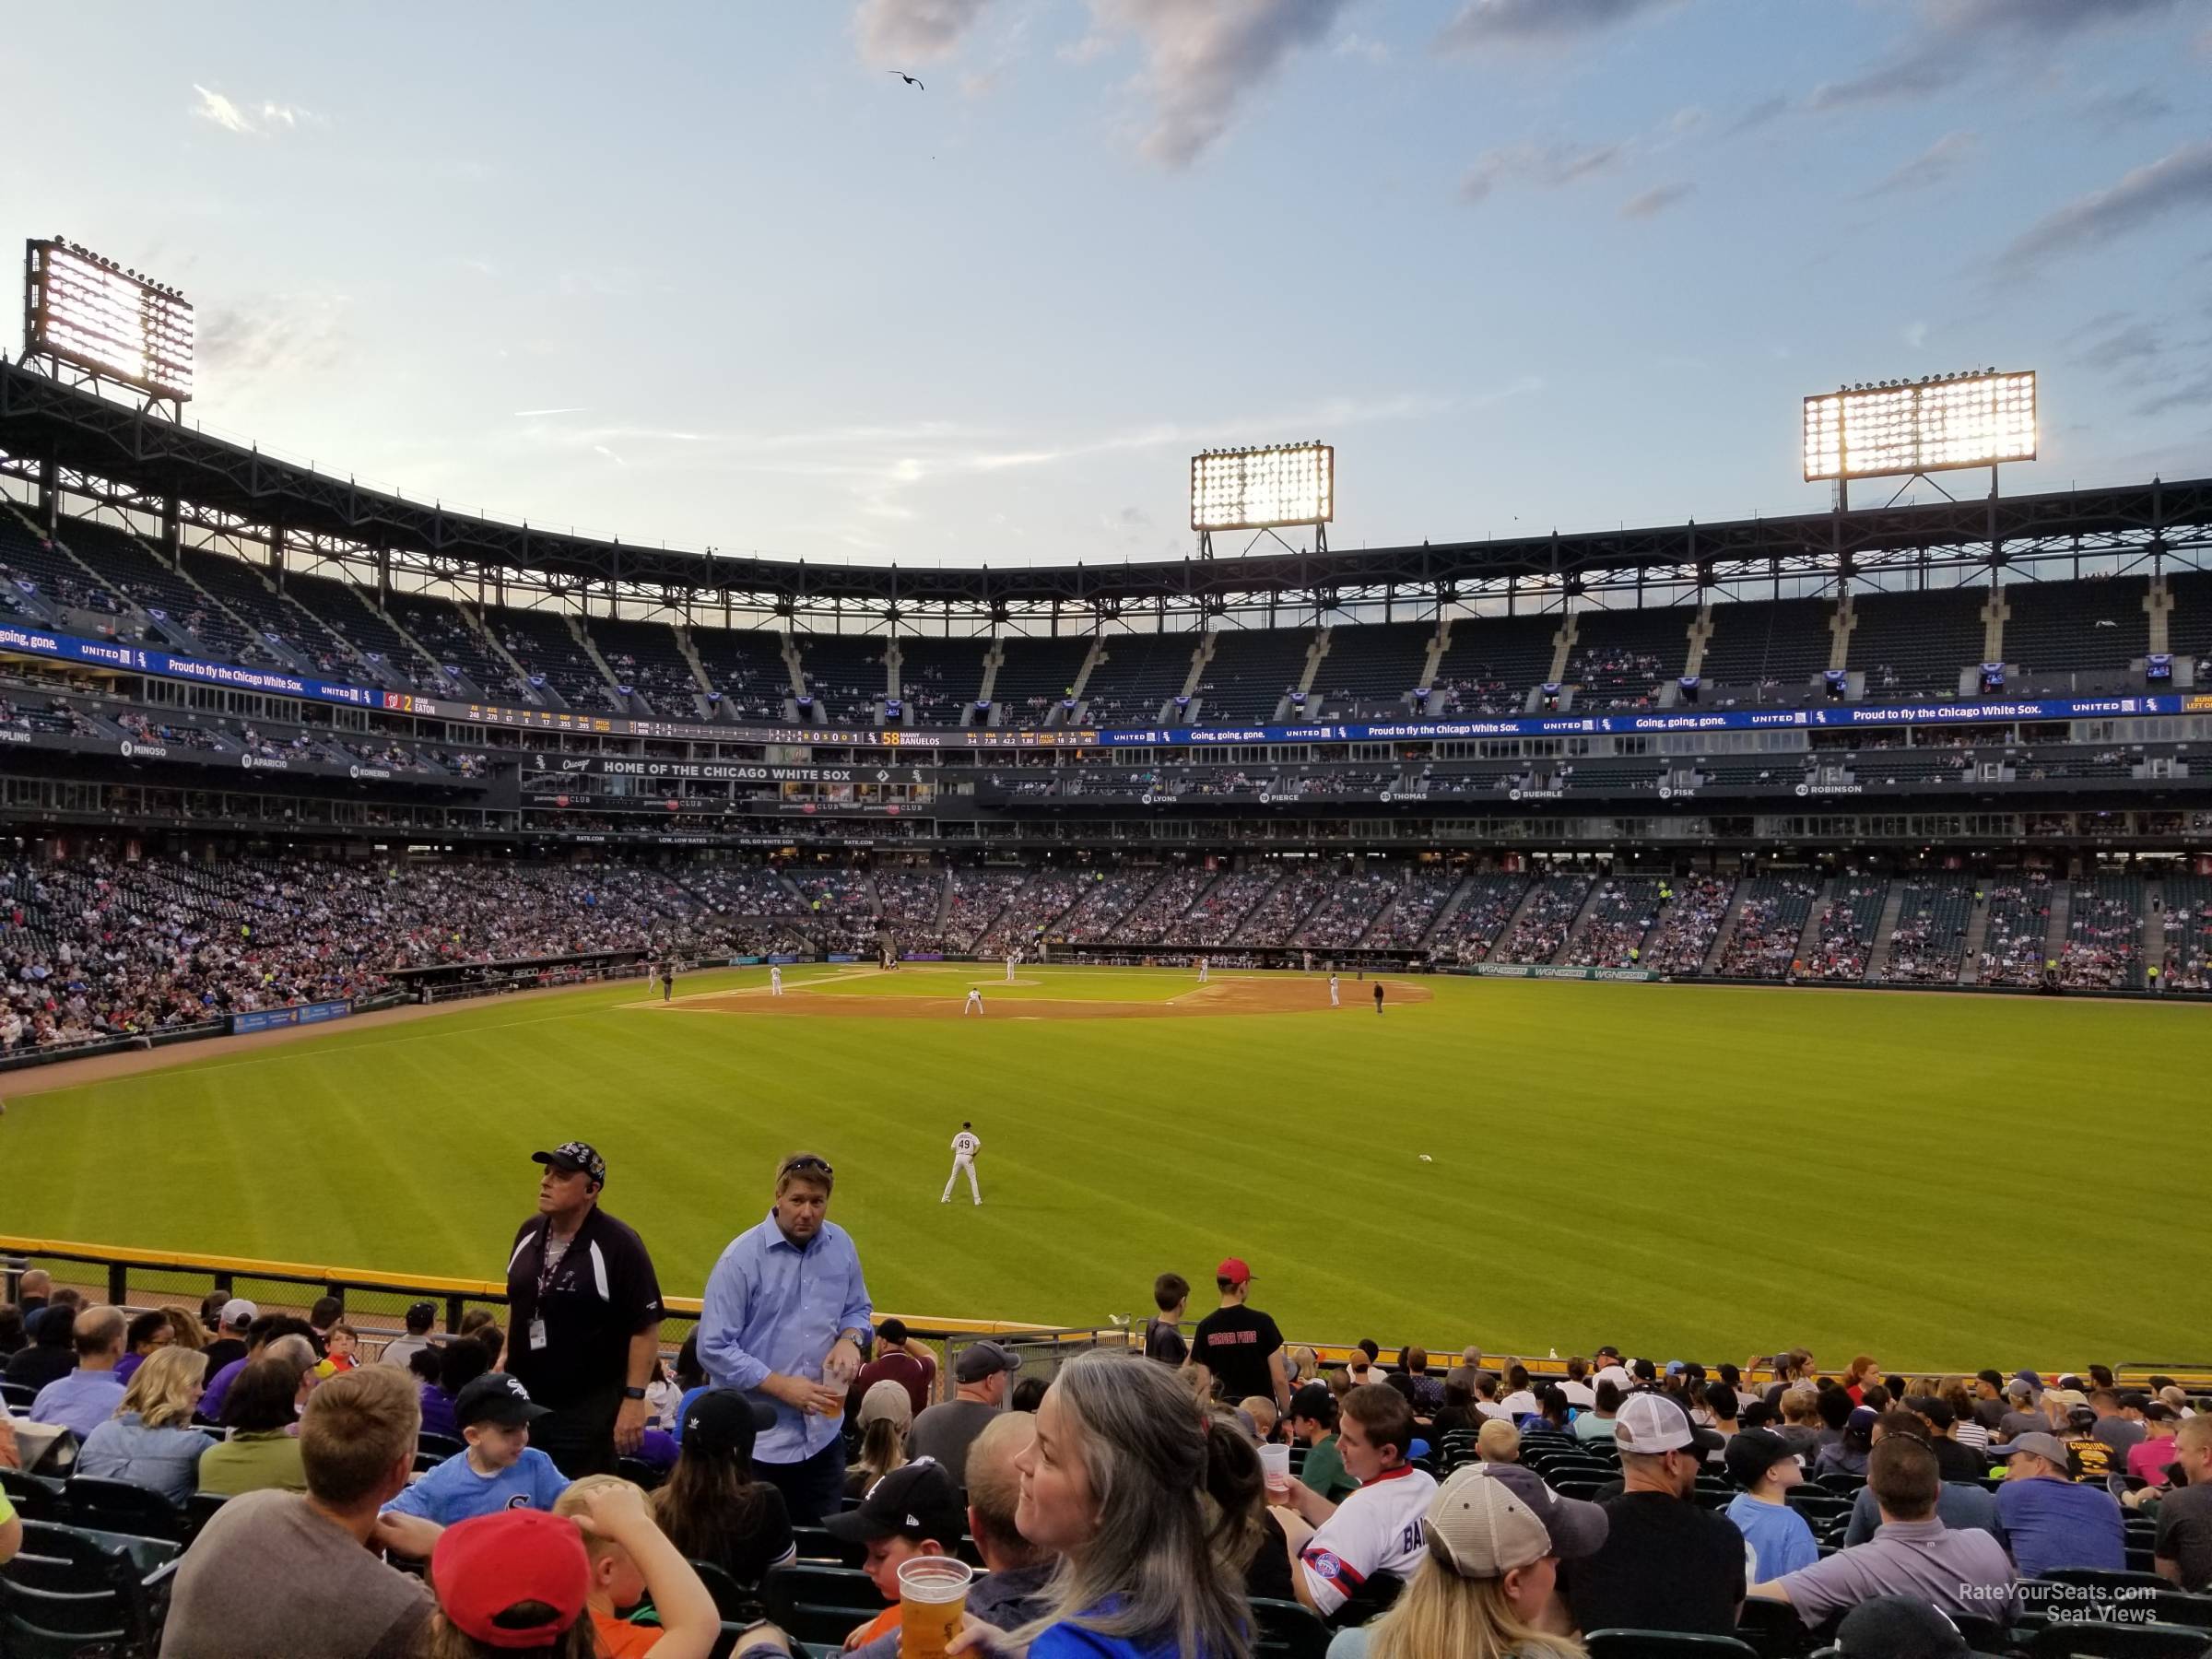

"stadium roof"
[4,360,2209,617]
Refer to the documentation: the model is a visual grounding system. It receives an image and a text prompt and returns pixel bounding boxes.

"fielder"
[942,1121,982,1205]
[1196,956,1209,985]
[1329,972,1340,1007]
[770,964,783,996]
[964,986,984,1016]
[1005,950,1018,983]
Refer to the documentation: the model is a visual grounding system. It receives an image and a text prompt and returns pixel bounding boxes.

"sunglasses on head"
[781,1155,834,1180]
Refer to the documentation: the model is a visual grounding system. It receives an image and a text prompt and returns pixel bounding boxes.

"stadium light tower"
[1190,441,1334,559]
[19,238,195,416]
[1802,370,2035,509]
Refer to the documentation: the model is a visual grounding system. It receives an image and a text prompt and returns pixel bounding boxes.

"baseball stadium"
[4,6,2212,1655]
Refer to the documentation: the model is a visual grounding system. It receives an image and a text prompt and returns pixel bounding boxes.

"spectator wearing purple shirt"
[1750,1435,2015,1629]
[200,1316,316,1425]
[29,1306,128,1439]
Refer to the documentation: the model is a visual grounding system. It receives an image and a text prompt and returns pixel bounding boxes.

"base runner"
[941,1122,982,1205]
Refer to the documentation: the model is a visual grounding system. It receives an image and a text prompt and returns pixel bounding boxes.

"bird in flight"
[888,70,924,88]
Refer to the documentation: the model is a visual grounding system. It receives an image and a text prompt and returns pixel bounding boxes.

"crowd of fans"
[1640,877,1735,975]
[1230,867,1335,947]
[1980,877,2052,986]
[1500,876,1592,965]
[1716,877,1818,979]
[1801,885,1886,982]
[1560,879,1660,969]
[2057,881,2144,989]
[6,1279,2206,1659]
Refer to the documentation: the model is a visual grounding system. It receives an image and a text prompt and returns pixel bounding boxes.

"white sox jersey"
[950,1131,981,1159]
[1297,1465,1438,1617]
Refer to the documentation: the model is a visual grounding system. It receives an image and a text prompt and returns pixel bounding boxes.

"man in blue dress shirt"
[698,1150,875,1523]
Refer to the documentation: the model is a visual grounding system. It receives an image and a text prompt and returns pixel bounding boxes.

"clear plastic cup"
[1259,1441,1291,1493]
[898,1557,974,1659]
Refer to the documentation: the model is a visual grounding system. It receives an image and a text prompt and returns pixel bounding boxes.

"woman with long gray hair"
[953,1348,1255,1658]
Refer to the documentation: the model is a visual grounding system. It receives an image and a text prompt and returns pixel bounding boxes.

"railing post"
[445,1295,466,1336]
[109,1261,129,1306]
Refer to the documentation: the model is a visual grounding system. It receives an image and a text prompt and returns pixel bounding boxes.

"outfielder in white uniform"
[964,986,983,1015]
[1329,973,1340,1007]
[1006,951,1018,982]
[942,1122,982,1205]
[1196,956,1208,985]
[770,965,783,995]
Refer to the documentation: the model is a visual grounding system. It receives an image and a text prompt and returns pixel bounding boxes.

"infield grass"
[2,964,2204,1369]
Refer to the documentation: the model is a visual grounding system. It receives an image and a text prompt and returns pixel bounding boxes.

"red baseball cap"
[429,1510,588,1649]
[1216,1258,1253,1286]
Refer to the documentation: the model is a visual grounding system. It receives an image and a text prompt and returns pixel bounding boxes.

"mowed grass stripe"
[3,967,2204,1364]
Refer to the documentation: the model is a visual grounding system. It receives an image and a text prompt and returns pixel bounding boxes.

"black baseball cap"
[1289,1382,1336,1423]
[825,1459,966,1547]
[680,1388,777,1458]
[533,1142,606,1185]
[1724,1429,1798,1489]
[455,1372,552,1430]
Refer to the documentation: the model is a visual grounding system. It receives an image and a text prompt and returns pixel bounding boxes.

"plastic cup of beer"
[898,1556,974,1659]
[1259,1441,1291,1494]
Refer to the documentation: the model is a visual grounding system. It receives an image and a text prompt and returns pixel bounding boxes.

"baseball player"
[964,985,983,1016]
[942,1121,982,1205]
[1373,981,1385,1015]
[1006,950,1018,983]
[1328,972,1340,1007]
[770,964,783,996]
[661,960,676,1003]
[1196,956,1208,985]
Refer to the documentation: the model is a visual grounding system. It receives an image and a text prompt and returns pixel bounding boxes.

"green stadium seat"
[182,1490,229,1539]
[789,1524,862,1567]
[417,1431,465,1460]
[617,1456,668,1493]
[0,1468,64,1521]
[688,1557,764,1622]
[61,1477,189,1545]
[1586,1631,1762,1658]
[1252,1595,1333,1658]
[2028,1623,2212,1658]
[760,1562,883,1649]
[1,1519,171,1655]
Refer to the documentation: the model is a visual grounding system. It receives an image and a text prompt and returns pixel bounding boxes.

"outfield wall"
[6,1236,2206,1389]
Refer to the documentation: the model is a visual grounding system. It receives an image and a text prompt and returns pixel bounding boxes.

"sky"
[6,0,2212,572]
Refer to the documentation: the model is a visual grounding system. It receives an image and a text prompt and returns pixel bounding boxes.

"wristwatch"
[622,1386,647,1400]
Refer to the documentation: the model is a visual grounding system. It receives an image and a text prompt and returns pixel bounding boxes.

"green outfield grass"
[2,965,2203,1368]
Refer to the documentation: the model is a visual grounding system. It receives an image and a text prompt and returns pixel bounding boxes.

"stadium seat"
[417,1431,465,1460]
[2150,1596,2212,1634]
[0,1519,171,1655]
[182,1490,229,1539]
[0,1468,63,1521]
[2041,1570,2176,1596]
[61,1476,190,1545]
[760,1562,883,1648]
[616,1455,668,1492]
[1328,1570,1405,1630]
[688,1557,764,1622]
[1586,1632,1762,1658]
[789,1524,862,1567]
[0,1382,36,1409]
[1252,1595,1334,1658]
[2028,1624,2212,1658]
[1731,1596,1810,1658]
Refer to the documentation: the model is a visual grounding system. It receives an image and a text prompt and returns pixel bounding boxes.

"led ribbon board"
[24,240,195,402]
[1191,442,1335,532]
[1803,372,2034,482]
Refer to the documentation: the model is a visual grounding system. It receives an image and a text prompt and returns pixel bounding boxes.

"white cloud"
[1437,0,1684,51]
[191,83,314,138]
[1619,181,1694,218]
[854,0,996,64]
[1856,130,1978,198]
[2003,139,2212,271]
[1461,138,1624,204]
[1087,0,1354,168]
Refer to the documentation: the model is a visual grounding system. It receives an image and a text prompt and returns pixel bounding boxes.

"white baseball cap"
[1613,1392,1724,1455]
[219,1298,258,1329]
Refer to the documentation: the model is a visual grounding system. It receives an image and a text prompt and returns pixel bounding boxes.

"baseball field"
[0,963,2201,1369]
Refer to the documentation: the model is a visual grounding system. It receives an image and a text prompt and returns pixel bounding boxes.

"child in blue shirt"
[1723,1427,1821,1581]
[383,1371,571,1525]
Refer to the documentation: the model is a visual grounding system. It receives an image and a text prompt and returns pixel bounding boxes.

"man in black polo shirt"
[1563,1391,1743,1635]
[1190,1257,1289,1417]
[503,1141,664,1477]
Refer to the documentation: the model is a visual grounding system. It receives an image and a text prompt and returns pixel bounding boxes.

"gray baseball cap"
[1988,1430,2073,1473]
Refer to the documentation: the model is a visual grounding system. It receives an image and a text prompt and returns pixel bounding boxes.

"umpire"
[503,1140,664,1477]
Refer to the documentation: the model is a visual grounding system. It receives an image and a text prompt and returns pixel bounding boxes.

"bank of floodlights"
[1803,370,2034,483]
[23,238,195,403]
[1190,441,1335,532]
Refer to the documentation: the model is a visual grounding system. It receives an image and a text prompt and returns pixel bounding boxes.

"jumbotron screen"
[1190,441,1335,532]
[1802,371,2034,483]
[24,240,195,402]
